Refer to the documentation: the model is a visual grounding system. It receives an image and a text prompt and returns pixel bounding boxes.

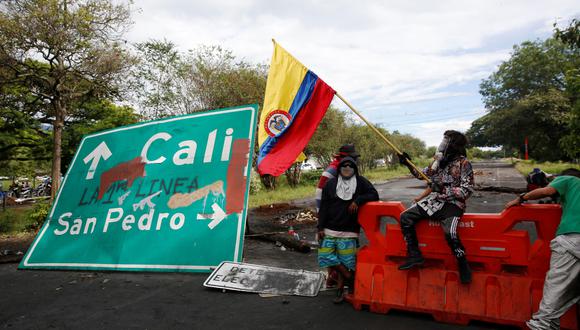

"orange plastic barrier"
[348,202,578,329]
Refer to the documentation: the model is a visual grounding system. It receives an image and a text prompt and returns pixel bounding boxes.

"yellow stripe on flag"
[258,41,308,147]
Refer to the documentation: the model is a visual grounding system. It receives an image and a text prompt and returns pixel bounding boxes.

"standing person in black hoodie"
[318,156,379,303]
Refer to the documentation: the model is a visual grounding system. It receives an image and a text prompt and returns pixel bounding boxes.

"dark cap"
[337,144,360,158]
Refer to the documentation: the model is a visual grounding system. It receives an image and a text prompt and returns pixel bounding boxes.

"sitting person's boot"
[398,255,425,270]
[457,256,472,284]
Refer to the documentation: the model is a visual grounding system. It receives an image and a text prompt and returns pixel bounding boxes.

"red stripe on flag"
[258,79,335,176]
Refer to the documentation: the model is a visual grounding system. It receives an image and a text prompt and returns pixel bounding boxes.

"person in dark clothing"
[318,156,379,303]
[398,130,475,284]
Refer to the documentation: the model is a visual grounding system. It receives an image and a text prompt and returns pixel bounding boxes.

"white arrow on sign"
[83,141,112,180]
[197,203,227,230]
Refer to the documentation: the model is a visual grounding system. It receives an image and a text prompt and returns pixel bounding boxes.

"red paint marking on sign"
[98,156,146,200]
[225,139,250,214]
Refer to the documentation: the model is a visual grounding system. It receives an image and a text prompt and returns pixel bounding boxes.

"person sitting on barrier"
[397,130,474,284]
[318,156,379,303]
[505,168,580,330]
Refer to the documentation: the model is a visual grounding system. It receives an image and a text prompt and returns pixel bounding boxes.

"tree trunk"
[260,174,277,190]
[284,163,301,187]
[51,101,64,200]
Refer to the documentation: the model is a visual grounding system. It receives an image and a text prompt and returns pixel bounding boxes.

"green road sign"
[20,105,258,272]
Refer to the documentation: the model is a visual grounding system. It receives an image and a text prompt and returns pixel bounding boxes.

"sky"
[124,0,578,146]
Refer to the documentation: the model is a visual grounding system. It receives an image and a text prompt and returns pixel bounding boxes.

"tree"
[554,18,580,159]
[306,106,348,166]
[389,131,427,164]
[131,43,268,119]
[184,45,268,112]
[61,100,139,169]
[0,0,134,197]
[307,107,427,171]
[131,39,185,120]
[554,18,580,49]
[0,62,52,163]
[467,37,579,161]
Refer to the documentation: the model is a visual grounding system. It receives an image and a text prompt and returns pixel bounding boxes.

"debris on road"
[475,185,526,193]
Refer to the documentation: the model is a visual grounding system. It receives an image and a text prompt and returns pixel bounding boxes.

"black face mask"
[340,163,355,178]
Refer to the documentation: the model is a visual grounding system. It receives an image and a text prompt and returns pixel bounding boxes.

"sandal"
[333,288,344,304]
[345,276,355,294]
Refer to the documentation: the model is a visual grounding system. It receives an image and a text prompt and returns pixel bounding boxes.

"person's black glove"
[398,152,411,165]
[430,182,443,193]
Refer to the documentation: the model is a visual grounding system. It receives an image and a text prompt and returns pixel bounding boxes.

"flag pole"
[335,92,432,183]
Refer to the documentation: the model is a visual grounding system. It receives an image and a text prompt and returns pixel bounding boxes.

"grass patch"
[363,166,411,182]
[0,201,50,234]
[0,206,36,234]
[513,160,580,176]
[249,184,316,208]
[1,180,11,191]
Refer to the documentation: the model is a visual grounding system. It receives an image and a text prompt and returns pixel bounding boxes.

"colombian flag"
[257,41,335,176]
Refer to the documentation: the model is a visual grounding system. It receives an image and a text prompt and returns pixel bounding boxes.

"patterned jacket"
[412,156,474,212]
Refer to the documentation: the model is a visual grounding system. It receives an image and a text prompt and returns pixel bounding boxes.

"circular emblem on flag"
[265,110,292,137]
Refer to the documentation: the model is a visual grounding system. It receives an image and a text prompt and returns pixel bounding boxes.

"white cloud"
[122,0,578,144]
[405,119,475,147]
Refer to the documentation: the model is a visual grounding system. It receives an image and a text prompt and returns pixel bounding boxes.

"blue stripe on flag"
[258,71,319,165]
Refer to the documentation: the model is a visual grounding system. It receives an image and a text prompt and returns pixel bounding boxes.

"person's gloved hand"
[430,182,443,193]
[398,152,411,165]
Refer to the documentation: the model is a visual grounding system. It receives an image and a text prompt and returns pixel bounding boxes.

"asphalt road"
[0,161,526,330]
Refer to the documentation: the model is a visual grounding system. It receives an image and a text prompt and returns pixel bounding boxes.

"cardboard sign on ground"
[20,105,257,272]
[204,261,324,297]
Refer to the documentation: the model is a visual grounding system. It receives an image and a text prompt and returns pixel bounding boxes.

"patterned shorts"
[318,236,358,271]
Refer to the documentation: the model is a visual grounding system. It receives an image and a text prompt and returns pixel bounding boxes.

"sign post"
[20,105,257,272]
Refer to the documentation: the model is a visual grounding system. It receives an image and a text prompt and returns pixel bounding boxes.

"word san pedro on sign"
[20,105,258,272]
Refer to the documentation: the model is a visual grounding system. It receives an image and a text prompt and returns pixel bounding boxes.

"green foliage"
[389,131,428,162]
[468,36,580,161]
[61,100,139,171]
[26,201,51,231]
[343,124,388,173]
[360,165,411,183]
[514,160,580,176]
[554,18,580,49]
[131,42,268,119]
[131,39,186,119]
[307,108,426,172]
[249,168,262,195]
[0,64,52,165]
[0,202,50,234]
[306,106,348,166]
[559,67,580,159]
[0,0,135,194]
[467,147,505,160]
[425,146,437,157]
[186,45,267,111]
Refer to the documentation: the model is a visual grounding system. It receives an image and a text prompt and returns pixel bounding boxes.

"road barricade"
[348,202,578,329]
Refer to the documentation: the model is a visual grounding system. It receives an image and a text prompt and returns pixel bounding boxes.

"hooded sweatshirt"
[318,157,379,233]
